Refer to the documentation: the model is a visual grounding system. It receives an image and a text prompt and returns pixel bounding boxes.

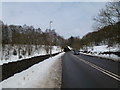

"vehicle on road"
[74,51,80,55]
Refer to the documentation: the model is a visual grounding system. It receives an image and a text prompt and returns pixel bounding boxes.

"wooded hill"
[66,21,120,50]
[81,21,120,47]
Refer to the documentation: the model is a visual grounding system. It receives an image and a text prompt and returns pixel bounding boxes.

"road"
[61,51,120,88]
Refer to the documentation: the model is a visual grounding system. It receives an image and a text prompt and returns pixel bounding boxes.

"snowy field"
[0,52,64,89]
[80,45,120,61]
[0,45,61,65]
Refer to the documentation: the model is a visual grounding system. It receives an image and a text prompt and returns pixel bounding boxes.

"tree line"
[1,21,66,48]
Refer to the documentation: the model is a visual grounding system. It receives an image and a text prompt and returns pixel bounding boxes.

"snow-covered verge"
[0,45,61,65]
[0,52,64,88]
[80,45,120,61]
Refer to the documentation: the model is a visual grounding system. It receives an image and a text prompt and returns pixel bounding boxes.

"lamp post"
[50,21,53,57]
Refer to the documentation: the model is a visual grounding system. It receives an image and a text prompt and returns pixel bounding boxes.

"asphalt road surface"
[61,51,120,88]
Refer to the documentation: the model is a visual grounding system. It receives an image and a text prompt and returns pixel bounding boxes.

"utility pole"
[50,21,53,57]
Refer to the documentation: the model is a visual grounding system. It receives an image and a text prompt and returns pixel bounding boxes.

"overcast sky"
[2,2,106,39]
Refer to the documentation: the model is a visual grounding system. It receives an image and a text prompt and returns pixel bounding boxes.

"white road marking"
[72,54,120,81]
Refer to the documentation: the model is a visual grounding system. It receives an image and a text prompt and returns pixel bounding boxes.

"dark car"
[74,51,80,55]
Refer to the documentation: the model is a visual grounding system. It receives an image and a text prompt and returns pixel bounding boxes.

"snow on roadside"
[85,45,119,53]
[0,52,65,88]
[80,45,120,61]
[97,54,120,61]
[80,52,120,62]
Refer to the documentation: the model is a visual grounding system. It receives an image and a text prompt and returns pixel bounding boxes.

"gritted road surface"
[61,51,120,88]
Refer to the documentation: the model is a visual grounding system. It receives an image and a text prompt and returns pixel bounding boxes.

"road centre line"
[72,54,120,81]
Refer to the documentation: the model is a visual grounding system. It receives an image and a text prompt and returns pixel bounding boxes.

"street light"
[50,21,53,57]
[50,21,53,30]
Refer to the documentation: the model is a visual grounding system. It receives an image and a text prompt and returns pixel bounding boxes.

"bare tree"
[93,2,120,29]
